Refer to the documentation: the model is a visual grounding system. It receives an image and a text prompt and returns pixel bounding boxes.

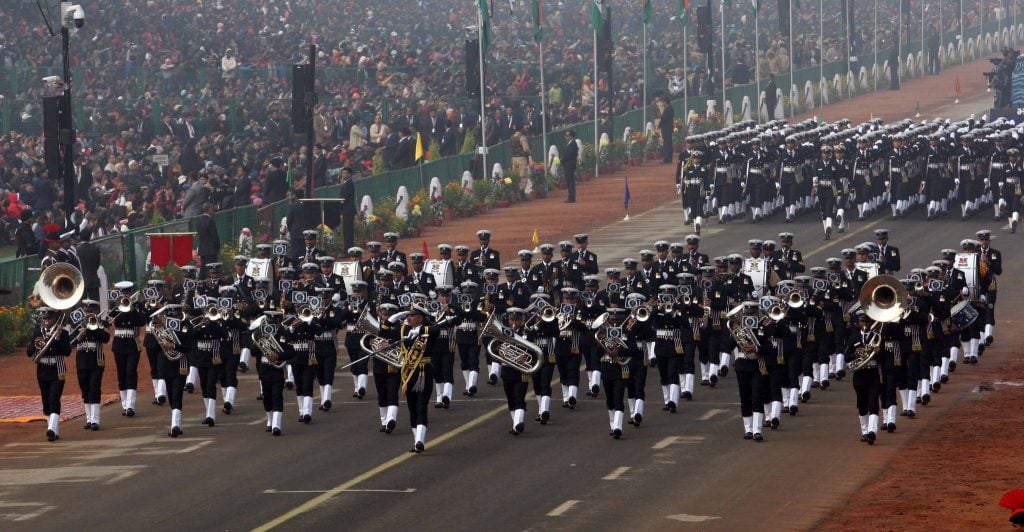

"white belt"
[959,165,971,170]
[37,356,58,365]
[439,330,451,338]
[655,331,675,340]
[992,163,1005,169]
[685,179,702,185]
[748,169,763,174]
[927,163,941,168]
[890,167,902,173]
[315,332,333,341]
[115,328,134,337]
[77,342,98,351]
[536,338,550,346]
[292,342,310,350]
[346,325,356,332]
[458,323,478,331]
[197,340,215,350]
[856,169,870,175]
[559,330,573,338]
[716,167,729,174]
[782,166,796,173]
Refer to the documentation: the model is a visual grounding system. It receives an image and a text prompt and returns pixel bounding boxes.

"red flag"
[150,235,171,268]
[422,240,430,260]
[171,234,194,267]
[955,76,962,97]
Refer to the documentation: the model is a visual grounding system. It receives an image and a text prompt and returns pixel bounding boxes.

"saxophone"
[399,330,429,395]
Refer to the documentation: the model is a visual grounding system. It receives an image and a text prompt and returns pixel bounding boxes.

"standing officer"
[339,166,357,250]
[874,229,901,275]
[563,130,579,203]
[471,230,501,270]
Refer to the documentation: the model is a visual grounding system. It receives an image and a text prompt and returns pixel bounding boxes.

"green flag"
[678,0,688,27]
[532,0,543,43]
[590,0,604,34]
[642,0,653,24]
[752,0,761,13]
[478,0,492,54]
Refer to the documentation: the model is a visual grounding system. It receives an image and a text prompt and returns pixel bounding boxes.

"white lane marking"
[698,408,730,421]
[547,500,580,517]
[995,381,1024,387]
[667,514,722,523]
[602,467,630,480]
[0,466,146,486]
[0,501,57,522]
[263,488,416,494]
[651,436,706,449]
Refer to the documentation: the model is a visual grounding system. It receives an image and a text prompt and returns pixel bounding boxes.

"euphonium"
[479,314,543,374]
[847,275,909,371]
[37,262,84,310]
[352,306,402,368]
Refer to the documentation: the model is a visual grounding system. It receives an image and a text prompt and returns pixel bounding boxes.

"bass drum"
[948,300,979,332]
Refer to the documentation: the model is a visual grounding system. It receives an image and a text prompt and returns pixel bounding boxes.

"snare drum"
[948,300,979,332]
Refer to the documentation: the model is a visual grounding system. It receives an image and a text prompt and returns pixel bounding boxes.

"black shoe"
[820,380,830,390]
[488,374,498,385]
[379,425,387,432]
[223,402,233,414]
[753,432,764,442]
[860,434,868,442]
[682,391,693,401]
[709,375,718,387]
[700,379,709,386]
[514,422,524,434]
[152,398,161,406]
[442,396,450,409]
[836,369,846,379]
[414,441,425,453]
[158,395,166,405]
[435,402,444,409]
[921,393,931,405]
[357,387,366,398]
[811,381,820,389]
[932,382,942,392]
[386,420,396,433]
[266,425,272,433]
[907,410,916,418]
[540,411,550,423]
[789,405,798,416]
[468,385,478,395]
[634,414,643,425]
[667,401,677,413]
[169,426,182,438]
[568,396,577,407]
[886,422,896,433]
[323,400,332,411]
[744,432,753,440]
[121,409,128,417]
[564,199,576,203]
[91,423,99,431]
[302,414,312,424]
[770,418,780,430]
[590,384,600,396]
[203,417,214,426]
[185,383,195,393]
[126,408,135,417]
[940,375,949,384]
[866,431,876,443]
[612,429,622,439]
[285,382,294,391]
[948,361,957,372]
[272,428,281,436]
[562,401,570,409]
[782,406,790,414]
[719,366,729,377]
[257,394,264,401]
[828,372,836,379]
[801,391,810,402]
[584,389,593,397]
[238,361,248,373]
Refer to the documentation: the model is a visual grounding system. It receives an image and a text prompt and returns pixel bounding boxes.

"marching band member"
[231,255,256,373]
[382,232,407,269]
[499,308,532,435]
[190,303,228,427]
[373,303,402,433]
[846,313,895,445]
[111,281,147,417]
[733,302,767,442]
[528,293,559,424]
[296,230,323,267]
[470,229,500,270]
[532,244,562,295]
[278,266,299,391]
[479,269,503,384]
[408,254,437,295]
[257,311,293,435]
[313,286,343,411]
[453,245,482,285]
[142,280,168,406]
[74,300,109,430]
[582,275,606,397]
[599,307,641,439]
[700,264,732,388]
[623,291,654,425]
[29,307,72,441]
[455,281,485,396]
[154,305,190,437]
[218,285,246,414]
[555,287,587,409]
[431,286,460,409]
[340,280,370,398]
[761,299,795,430]
[179,265,202,394]
[652,286,686,413]
[901,279,929,418]
[975,229,1001,346]
[379,303,441,453]
[290,263,322,424]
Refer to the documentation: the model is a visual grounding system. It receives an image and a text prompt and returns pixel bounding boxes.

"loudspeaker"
[697,5,712,54]
[43,96,63,179]
[465,39,481,100]
[292,64,313,133]
[778,0,790,37]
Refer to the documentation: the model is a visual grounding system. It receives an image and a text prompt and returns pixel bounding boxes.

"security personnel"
[111,281,147,417]
[30,307,72,441]
[955,134,979,220]
[679,149,708,235]
[779,137,806,223]
[470,229,501,269]
[976,229,1001,345]
[923,134,950,220]
[852,136,877,221]
[74,300,109,430]
[832,144,854,230]
[499,308,532,435]
[874,229,901,274]
[711,137,738,223]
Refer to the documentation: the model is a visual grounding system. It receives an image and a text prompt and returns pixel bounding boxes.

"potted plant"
[441,181,465,219]
[472,178,495,211]
[460,131,477,155]
[579,143,595,181]
[528,162,548,199]
[0,305,33,353]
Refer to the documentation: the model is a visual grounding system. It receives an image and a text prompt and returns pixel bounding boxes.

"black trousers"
[853,367,882,416]
[457,342,480,371]
[145,344,161,380]
[882,366,906,408]
[374,361,400,407]
[531,357,555,396]
[735,362,764,417]
[345,335,368,375]
[292,362,316,396]
[114,351,140,390]
[602,374,627,412]
[342,213,355,251]
[555,354,581,387]
[679,342,696,374]
[38,378,64,416]
[198,365,222,400]
[316,352,337,386]
[565,165,576,201]
[501,366,529,411]
[765,365,786,403]
[405,364,434,428]
[819,194,836,220]
[261,379,285,412]
[433,346,455,384]
[77,367,103,404]
[166,372,186,410]
[655,344,680,386]
[219,354,240,388]
[628,364,647,400]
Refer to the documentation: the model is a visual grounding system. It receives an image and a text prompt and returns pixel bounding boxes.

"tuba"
[352,306,403,368]
[36,263,84,310]
[479,314,544,374]
[847,275,908,372]
[249,316,288,368]
[31,318,66,363]
[594,324,630,366]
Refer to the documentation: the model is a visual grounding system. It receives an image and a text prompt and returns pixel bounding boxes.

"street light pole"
[58,2,79,232]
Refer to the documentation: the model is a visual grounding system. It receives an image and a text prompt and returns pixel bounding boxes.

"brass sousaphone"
[847,275,908,372]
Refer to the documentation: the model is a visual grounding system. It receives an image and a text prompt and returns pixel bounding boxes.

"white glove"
[884,180,890,188]
[709,184,715,193]
[331,293,341,303]
[428,290,437,299]
[388,311,410,323]
[676,183,682,195]
[984,178,990,187]
[960,287,969,296]
[775,182,781,191]
[955,178,961,186]
[751,289,762,299]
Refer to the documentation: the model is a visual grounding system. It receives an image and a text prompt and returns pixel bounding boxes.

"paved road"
[0,201,1016,531]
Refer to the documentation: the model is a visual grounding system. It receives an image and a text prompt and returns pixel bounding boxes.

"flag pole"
[642,14,648,163]
[873,0,877,93]
[539,34,548,185]
[819,0,824,107]
[720,0,727,119]
[478,3,488,181]
[754,2,761,122]
[683,20,688,133]
[594,1,600,179]
[788,0,794,117]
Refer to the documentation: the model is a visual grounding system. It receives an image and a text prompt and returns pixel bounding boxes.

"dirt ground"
[0,54,1017,529]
